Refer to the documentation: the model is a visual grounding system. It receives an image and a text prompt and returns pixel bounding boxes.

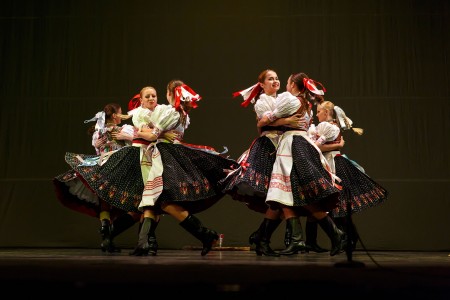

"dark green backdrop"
[1,0,449,251]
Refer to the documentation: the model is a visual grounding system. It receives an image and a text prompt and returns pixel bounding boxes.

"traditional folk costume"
[308,106,388,218]
[53,107,138,252]
[264,91,341,215]
[59,84,238,256]
[221,84,285,213]
[62,88,237,216]
[265,79,349,257]
[53,110,134,218]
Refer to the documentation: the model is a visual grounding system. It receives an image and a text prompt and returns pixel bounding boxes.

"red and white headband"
[303,78,326,95]
[174,84,201,111]
[232,83,262,108]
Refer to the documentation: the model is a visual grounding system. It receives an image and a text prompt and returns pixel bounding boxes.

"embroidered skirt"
[63,147,144,214]
[62,143,238,216]
[266,131,341,215]
[330,154,388,218]
[221,135,278,213]
[141,142,239,215]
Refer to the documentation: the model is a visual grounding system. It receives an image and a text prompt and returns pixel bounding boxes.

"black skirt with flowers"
[329,155,388,218]
[63,147,144,214]
[150,143,239,214]
[62,143,239,215]
[221,136,277,214]
[271,134,341,216]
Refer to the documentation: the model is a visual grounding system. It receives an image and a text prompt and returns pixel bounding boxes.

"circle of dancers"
[54,71,388,257]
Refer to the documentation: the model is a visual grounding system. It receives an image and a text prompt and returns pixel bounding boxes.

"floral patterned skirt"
[63,143,239,215]
[221,136,277,214]
[330,154,388,218]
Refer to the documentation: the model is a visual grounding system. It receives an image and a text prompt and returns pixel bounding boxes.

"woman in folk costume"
[129,79,238,256]
[264,72,347,257]
[121,86,176,256]
[280,77,333,254]
[221,69,305,256]
[53,102,136,252]
[310,100,388,249]
[58,87,179,255]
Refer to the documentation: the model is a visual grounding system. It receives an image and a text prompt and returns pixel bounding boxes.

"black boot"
[147,219,159,256]
[279,217,307,255]
[284,219,292,248]
[253,218,281,257]
[99,219,112,253]
[103,213,138,253]
[318,215,347,256]
[249,218,281,246]
[129,217,158,256]
[180,215,218,256]
[133,218,160,254]
[248,231,259,245]
[334,216,359,251]
[305,220,328,253]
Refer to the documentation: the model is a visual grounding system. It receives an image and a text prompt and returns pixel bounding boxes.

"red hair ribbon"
[232,83,262,108]
[128,93,141,111]
[174,84,201,111]
[303,78,326,95]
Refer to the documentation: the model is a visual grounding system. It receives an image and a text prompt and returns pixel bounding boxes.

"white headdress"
[334,106,363,135]
[84,111,106,133]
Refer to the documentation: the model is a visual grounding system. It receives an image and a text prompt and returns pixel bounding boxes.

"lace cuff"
[264,111,277,123]
[151,127,162,138]
[316,135,327,145]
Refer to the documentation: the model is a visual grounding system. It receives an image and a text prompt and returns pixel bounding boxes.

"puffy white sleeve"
[254,94,275,119]
[273,92,300,118]
[307,124,317,140]
[131,107,152,129]
[120,124,135,136]
[149,104,180,132]
[315,122,340,145]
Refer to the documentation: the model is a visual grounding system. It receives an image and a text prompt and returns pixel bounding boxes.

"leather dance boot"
[333,216,359,251]
[305,220,328,253]
[284,219,292,248]
[249,218,281,246]
[129,217,158,256]
[254,218,281,257]
[99,219,113,253]
[318,215,347,256]
[103,213,138,253]
[248,230,259,245]
[279,217,307,255]
[147,218,159,256]
[180,214,219,256]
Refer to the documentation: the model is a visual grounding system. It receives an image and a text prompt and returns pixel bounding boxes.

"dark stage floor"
[0,248,449,299]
